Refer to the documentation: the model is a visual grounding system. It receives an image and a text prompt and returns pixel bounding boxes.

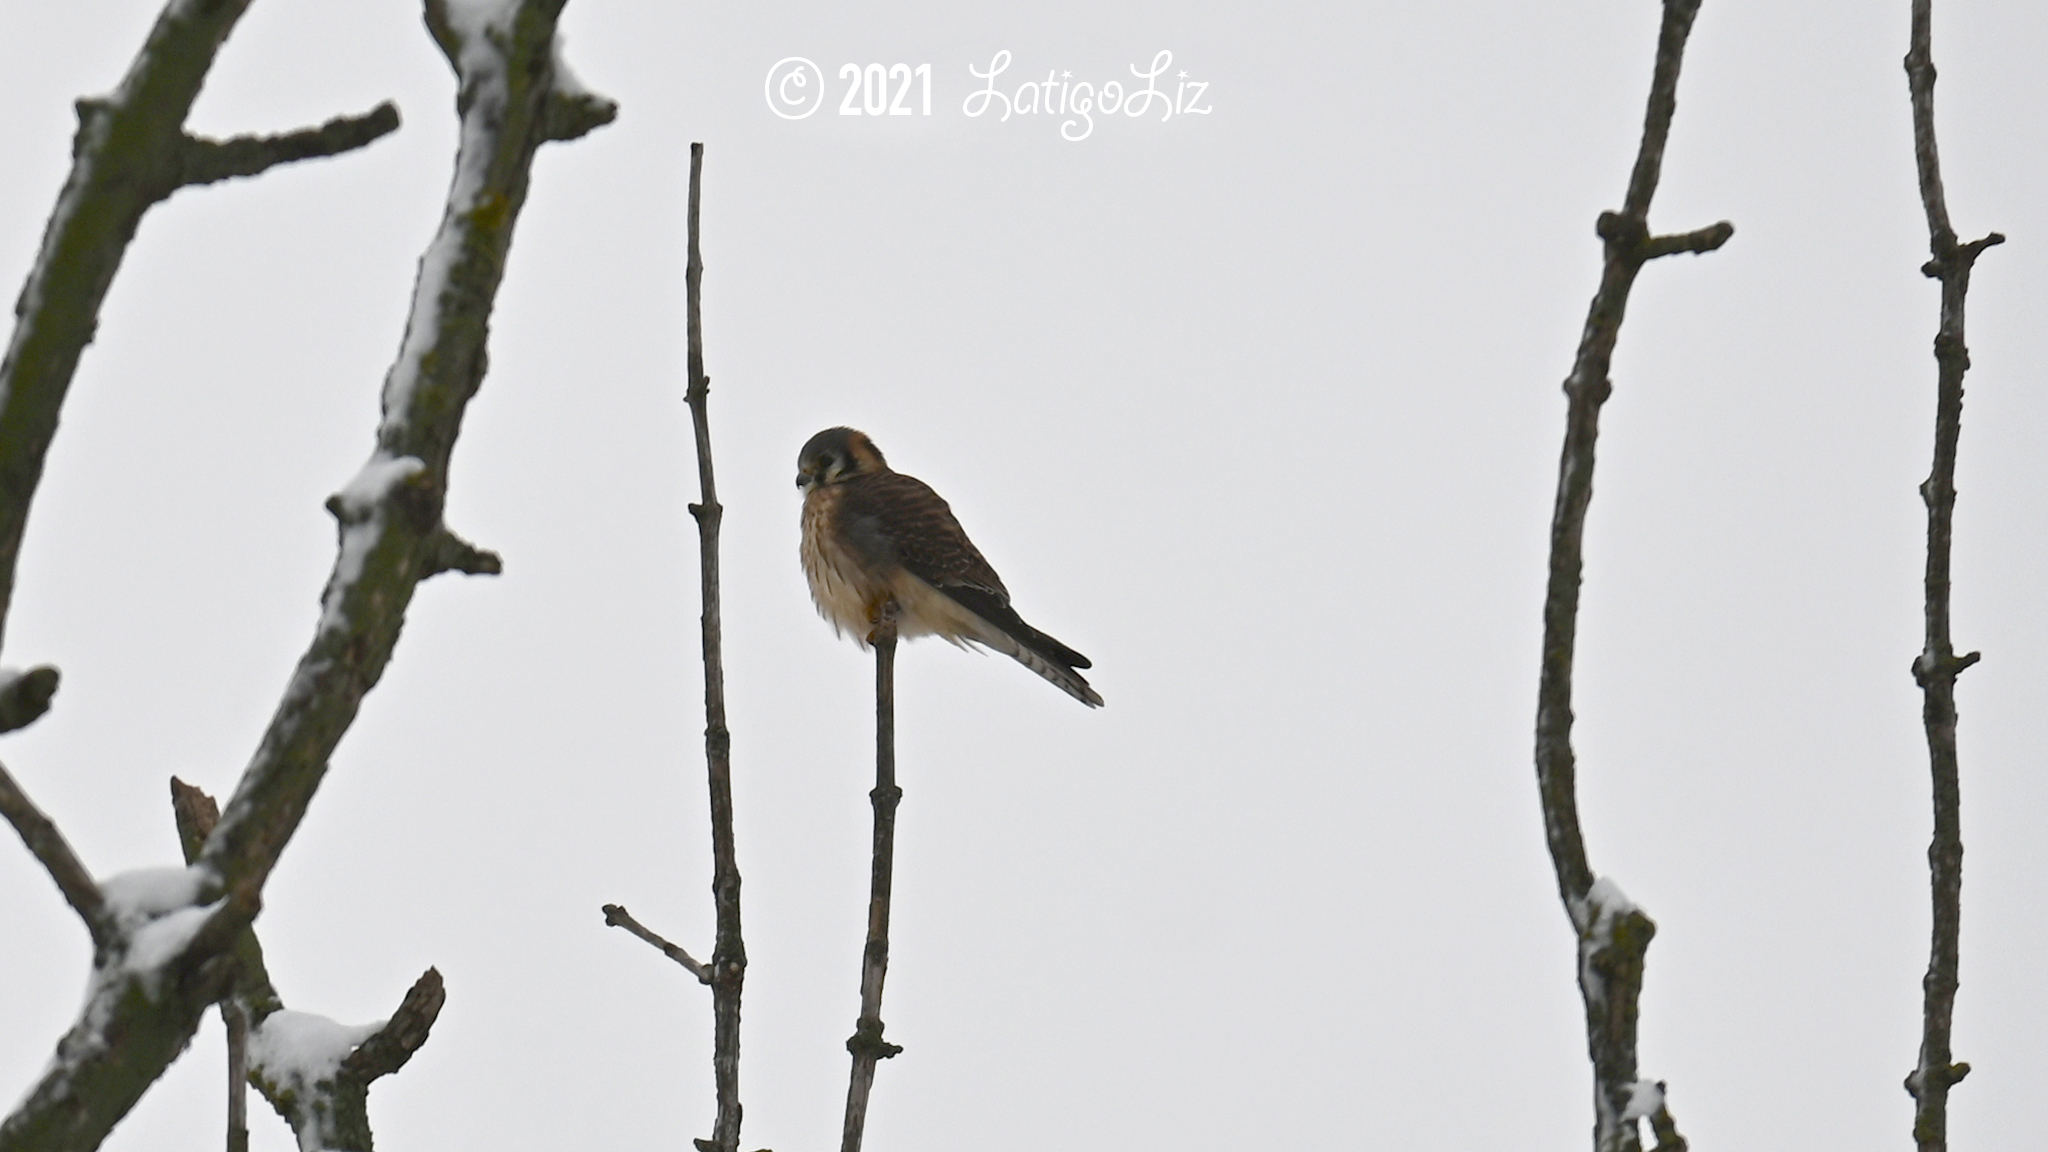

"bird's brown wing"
[837,470,1009,600]
[837,471,1092,672]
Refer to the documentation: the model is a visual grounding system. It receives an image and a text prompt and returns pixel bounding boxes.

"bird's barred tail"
[939,585,1102,707]
[986,617,1102,708]
[1002,632,1103,708]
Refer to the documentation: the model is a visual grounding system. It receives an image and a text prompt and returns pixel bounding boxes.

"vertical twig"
[1902,5,2000,1149]
[223,999,249,1152]
[1533,2,1730,1150]
[681,142,748,1152]
[842,603,904,1152]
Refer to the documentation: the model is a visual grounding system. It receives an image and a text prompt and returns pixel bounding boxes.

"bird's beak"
[795,473,810,490]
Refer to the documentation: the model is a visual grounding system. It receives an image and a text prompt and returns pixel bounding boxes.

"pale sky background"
[3,2,2048,1150]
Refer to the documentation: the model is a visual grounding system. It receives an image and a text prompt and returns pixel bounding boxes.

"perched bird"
[797,427,1102,707]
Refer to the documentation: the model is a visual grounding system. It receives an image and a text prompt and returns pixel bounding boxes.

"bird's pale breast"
[801,481,1001,649]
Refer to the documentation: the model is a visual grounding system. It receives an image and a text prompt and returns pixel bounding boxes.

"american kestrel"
[797,427,1102,707]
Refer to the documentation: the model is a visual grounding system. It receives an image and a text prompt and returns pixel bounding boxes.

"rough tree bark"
[1531,3,1730,1150]
[0,1,614,1148]
[1900,4,1999,1149]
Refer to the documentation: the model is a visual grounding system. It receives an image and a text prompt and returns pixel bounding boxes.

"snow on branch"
[199,0,614,916]
[0,2,611,1147]
[246,972,447,1152]
[173,779,443,1152]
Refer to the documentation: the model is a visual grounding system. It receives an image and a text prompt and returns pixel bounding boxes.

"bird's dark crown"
[797,426,888,491]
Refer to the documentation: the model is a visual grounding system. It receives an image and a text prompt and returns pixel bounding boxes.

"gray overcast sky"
[4,2,2048,1149]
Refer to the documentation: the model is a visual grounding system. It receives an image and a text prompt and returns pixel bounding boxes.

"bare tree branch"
[841,603,904,1152]
[175,778,445,1152]
[1901,4,1998,1149]
[603,903,712,983]
[0,0,397,660]
[0,757,106,945]
[680,141,750,1152]
[245,970,447,1152]
[197,0,609,909]
[0,4,609,1146]
[1533,2,1728,1149]
[177,103,401,189]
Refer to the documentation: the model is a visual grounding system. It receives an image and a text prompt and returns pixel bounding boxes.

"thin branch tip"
[601,903,711,982]
[422,526,502,578]
[179,102,402,189]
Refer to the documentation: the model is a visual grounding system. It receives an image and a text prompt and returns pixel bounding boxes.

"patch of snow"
[124,903,219,982]
[319,455,426,632]
[383,1,518,425]
[333,454,425,519]
[550,33,588,97]
[249,1010,386,1091]
[100,865,208,926]
[1621,1079,1665,1121]
[1586,876,1635,916]
[102,865,225,997]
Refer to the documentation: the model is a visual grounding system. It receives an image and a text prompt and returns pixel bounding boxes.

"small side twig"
[842,602,905,1152]
[602,903,711,983]
[1901,4,1998,1150]
[176,103,401,189]
[1533,2,1727,1150]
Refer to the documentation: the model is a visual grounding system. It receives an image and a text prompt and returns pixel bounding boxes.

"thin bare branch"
[223,999,249,1152]
[1533,2,1725,1149]
[1902,3,1998,1149]
[842,603,905,1152]
[338,969,447,1081]
[603,903,711,983]
[178,103,400,189]
[0,757,106,944]
[680,141,750,1152]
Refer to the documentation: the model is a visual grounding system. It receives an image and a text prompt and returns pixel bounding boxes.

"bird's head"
[796,427,887,493]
